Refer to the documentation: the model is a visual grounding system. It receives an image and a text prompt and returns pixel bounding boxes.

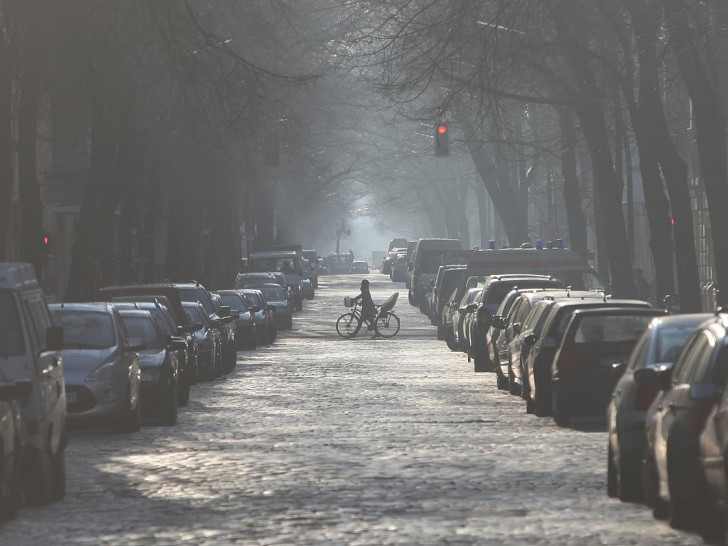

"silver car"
[49,303,142,432]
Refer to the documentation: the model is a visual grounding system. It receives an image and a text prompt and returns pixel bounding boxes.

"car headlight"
[141,369,161,382]
[86,361,116,382]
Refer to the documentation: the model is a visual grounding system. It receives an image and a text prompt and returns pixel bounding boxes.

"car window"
[507,298,524,322]
[258,286,286,302]
[179,287,215,315]
[572,314,653,344]
[121,315,164,350]
[655,325,701,364]
[711,345,728,388]
[0,291,25,356]
[148,309,176,336]
[51,310,116,349]
[220,294,247,312]
[673,333,709,384]
[688,331,718,384]
[513,301,532,324]
[626,333,650,372]
[523,303,546,331]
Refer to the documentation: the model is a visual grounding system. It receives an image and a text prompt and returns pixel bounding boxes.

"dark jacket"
[352,288,376,319]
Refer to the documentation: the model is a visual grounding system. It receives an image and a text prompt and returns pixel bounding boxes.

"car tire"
[159,381,178,427]
[496,373,509,391]
[51,447,66,502]
[618,448,642,503]
[178,378,191,407]
[285,316,293,330]
[24,445,53,506]
[525,397,535,414]
[607,443,618,498]
[508,365,521,396]
[473,350,491,373]
[115,387,142,433]
[445,332,459,351]
[643,450,659,509]
[295,298,303,312]
[534,378,551,417]
[408,291,415,306]
[552,389,569,427]
[668,451,698,531]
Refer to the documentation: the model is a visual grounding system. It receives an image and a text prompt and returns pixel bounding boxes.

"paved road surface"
[0,274,702,545]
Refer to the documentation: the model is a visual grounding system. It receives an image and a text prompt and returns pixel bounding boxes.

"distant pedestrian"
[634,268,650,301]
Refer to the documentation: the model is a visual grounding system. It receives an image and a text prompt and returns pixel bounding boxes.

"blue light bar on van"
[488,240,496,250]
[556,238,564,249]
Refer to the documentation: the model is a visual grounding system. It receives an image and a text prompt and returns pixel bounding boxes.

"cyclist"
[351,279,380,337]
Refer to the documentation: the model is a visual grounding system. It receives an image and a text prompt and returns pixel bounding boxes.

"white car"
[0,263,67,506]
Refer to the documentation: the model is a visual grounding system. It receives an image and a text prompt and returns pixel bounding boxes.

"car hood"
[268,301,289,308]
[137,350,166,368]
[60,348,118,371]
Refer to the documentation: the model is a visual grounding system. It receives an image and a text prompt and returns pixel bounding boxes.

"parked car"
[302,250,319,288]
[247,283,293,329]
[551,307,666,427]
[451,288,482,352]
[433,267,467,333]
[239,289,277,345]
[118,309,181,426]
[644,313,728,531]
[49,303,143,432]
[0,263,66,506]
[211,292,238,374]
[0,382,23,522]
[350,260,370,274]
[391,253,409,283]
[301,278,315,300]
[407,238,463,307]
[524,297,651,418]
[215,290,257,349]
[110,300,196,405]
[607,313,710,503]
[181,301,221,380]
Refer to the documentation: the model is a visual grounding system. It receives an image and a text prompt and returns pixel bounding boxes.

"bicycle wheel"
[375,311,400,338]
[336,312,361,338]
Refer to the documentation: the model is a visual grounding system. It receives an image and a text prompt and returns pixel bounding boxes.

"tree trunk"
[475,180,489,247]
[556,107,587,259]
[16,6,44,278]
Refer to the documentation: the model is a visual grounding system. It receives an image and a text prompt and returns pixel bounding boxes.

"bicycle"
[336,295,400,339]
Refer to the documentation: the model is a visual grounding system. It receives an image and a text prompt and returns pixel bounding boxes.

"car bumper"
[553,374,616,416]
[65,379,128,424]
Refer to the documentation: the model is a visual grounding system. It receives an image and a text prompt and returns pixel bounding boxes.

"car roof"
[651,313,713,329]
[117,309,153,318]
[552,298,650,309]
[0,263,39,290]
[487,274,555,281]
[569,307,664,317]
[49,302,115,313]
[247,283,284,289]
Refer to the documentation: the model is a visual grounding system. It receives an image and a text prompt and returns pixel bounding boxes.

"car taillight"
[690,399,715,431]
[633,382,658,412]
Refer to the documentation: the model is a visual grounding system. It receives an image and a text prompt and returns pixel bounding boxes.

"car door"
[23,295,64,449]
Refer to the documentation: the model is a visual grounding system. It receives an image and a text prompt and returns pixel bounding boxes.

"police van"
[0,263,66,506]
[465,241,603,291]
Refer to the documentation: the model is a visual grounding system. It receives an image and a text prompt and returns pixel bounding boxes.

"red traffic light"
[437,125,447,134]
[43,235,50,245]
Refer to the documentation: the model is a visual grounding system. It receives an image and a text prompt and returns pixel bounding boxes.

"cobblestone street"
[0,275,703,545]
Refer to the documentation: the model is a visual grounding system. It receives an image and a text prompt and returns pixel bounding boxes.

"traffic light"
[42,233,51,249]
[434,123,449,157]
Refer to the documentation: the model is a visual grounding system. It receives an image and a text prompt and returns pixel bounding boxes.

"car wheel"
[508,365,521,396]
[607,443,618,498]
[178,377,191,407]
[525,397,535,414]
[115,387,142,433]
[445,332,459,351]
[496,373,509,391]
[408,291,415,306]
[473,349,491,373]
[51,447,66,502]
[24,445,53,506]
[552,389,569,427]
[618,448,643,503]
[668,451,698,531]
[534,378,551,417]
[159,381,178,427]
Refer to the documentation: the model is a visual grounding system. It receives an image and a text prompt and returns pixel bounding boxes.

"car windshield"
[220,294,247,312]
[51,310,115,349]
[242,292,262,307]
[147,309,176,336]
[121,315,164,350]
[573,314,654,344]
[179,287,215,315]
[183,305,207,328]
[250,258,297,274]
[258,286,286,302]
[655,326,700,364]
[551,270,604,291]
[0,291,25,356]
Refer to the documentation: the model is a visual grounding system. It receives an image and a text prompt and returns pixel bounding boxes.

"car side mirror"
[177,325,186,336]
[191,323,203,331]
[657,367,673,391]
[524,333,535,343]
[46,325,64,351]
[0,383,18,402]
[690,382,719,400]
[218,305,231,318]
[633,367,658,385]
[230,310,240,320]
[491,316,506,330]
[168,337,187,351]
[611,362,627,378]
[249,305,261,313]
[512,322,522,335]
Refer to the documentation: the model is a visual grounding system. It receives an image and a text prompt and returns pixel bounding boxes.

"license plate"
[66,392,77,404]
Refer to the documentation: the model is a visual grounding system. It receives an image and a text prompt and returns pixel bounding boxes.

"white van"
[0,263,66,505]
